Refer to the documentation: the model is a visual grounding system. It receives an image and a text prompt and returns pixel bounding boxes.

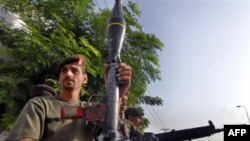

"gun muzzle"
[107,0,126,63]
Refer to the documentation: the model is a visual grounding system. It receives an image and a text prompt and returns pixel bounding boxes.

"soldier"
[6,54,132,141]
[118,93,144,139]
[30,84,57,98]
[124,107,159,141]
[125,107,144,128]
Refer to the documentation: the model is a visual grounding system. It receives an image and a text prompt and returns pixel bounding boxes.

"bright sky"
[100,0,250,140]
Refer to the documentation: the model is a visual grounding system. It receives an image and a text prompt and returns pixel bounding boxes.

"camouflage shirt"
[119,118,143,139]
[5,96,94,141]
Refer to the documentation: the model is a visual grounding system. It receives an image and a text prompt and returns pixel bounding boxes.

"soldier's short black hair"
[30,84,56,97]
[57,54,86,74]
[125,107,144,119]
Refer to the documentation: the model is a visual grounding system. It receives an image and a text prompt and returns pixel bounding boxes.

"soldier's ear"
[82,73,88,84]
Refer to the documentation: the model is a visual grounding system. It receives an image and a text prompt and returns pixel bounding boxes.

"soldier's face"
[128,116,143,127]
[59,64,87,90]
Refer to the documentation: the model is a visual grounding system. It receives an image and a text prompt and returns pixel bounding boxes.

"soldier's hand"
[104,63,132,98]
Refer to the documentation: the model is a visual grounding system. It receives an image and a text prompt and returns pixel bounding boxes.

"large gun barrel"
[98,0,126,141]
[155,120,224,141]
[107,0,126,63]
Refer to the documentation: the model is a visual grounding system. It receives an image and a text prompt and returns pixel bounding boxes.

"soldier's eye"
[72,68,80,74]
[60,68,67,73]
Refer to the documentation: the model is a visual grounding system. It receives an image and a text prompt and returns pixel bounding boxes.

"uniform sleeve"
[129,122,143,138]
[5,98,45,141]
[119,119,143,139]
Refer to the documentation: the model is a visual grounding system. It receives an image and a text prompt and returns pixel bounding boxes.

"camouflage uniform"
[119,118,143,139]
[5,96,95,141]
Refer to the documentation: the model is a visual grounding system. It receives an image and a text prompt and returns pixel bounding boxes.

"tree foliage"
[140,95,163,106]
[0,0,164,131]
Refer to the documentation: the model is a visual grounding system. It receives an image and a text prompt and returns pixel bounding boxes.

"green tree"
[0,0,164,131]
[140,95,163,106]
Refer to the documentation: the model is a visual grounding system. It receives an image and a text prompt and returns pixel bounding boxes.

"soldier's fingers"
[117,71,132,79]
[116,63,132,72]
[117,76,131,82]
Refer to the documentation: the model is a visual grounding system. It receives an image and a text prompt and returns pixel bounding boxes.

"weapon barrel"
[103,63,120,141]
[100,0,126,140]
[155,121,224,141]
[107,0,126,63]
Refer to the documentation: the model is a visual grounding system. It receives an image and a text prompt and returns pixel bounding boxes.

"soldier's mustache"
[64,78,74,82]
